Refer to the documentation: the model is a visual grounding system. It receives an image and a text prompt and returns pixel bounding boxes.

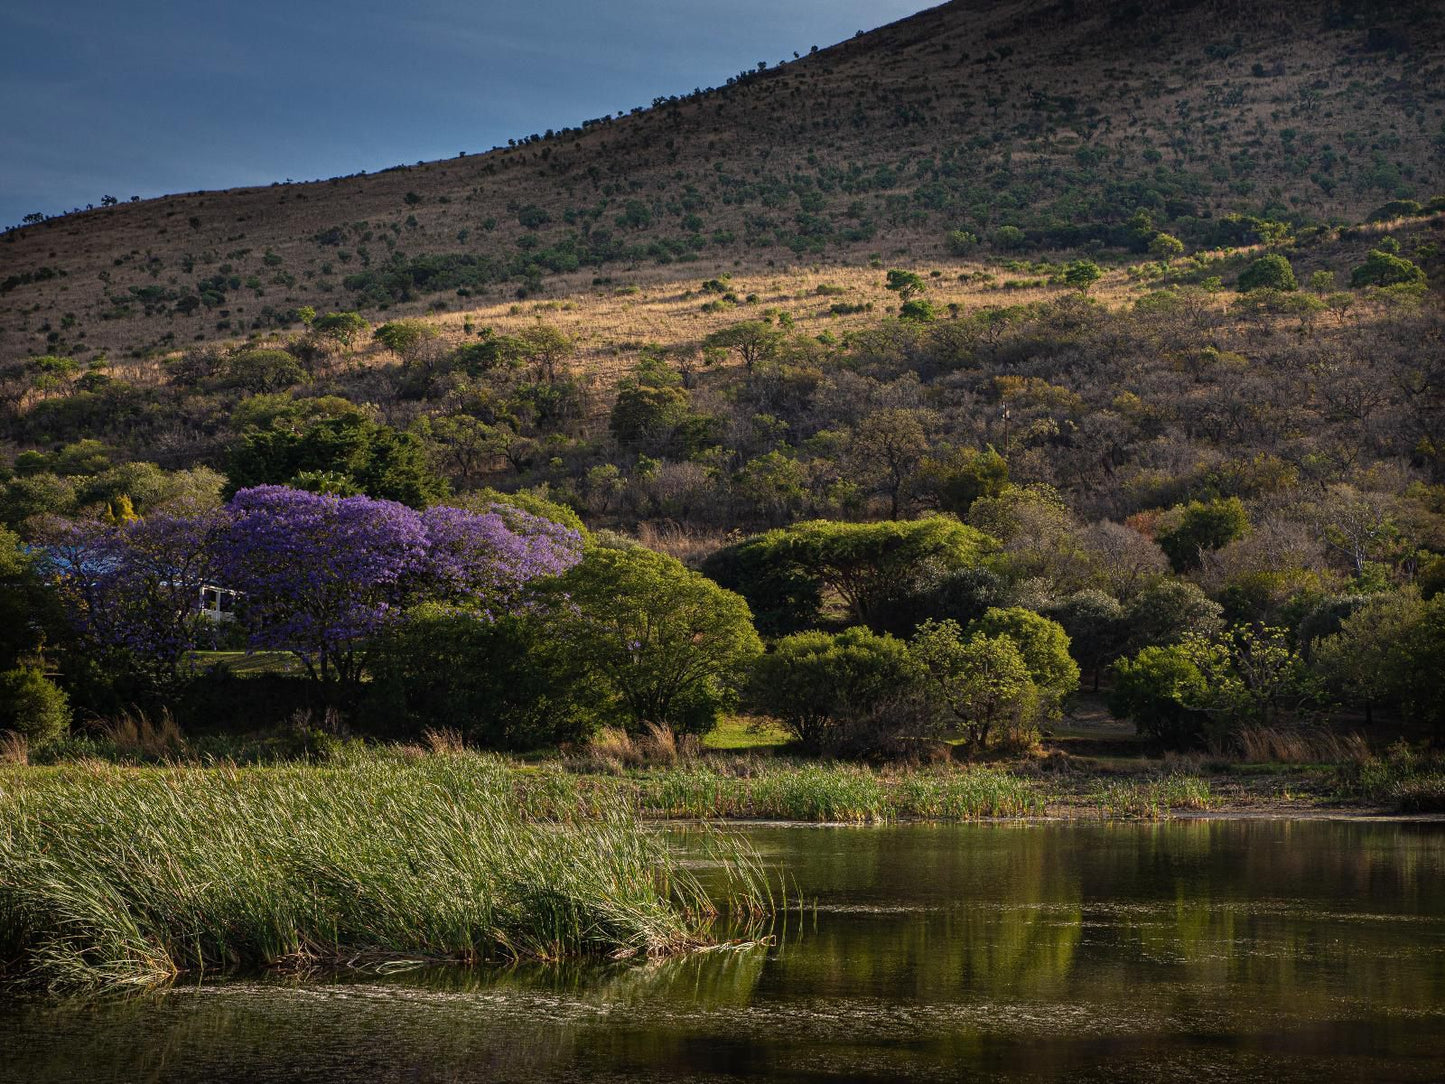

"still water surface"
[2,820,1443,1082]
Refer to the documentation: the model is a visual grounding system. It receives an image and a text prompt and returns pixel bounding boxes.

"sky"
[0,0,932,229]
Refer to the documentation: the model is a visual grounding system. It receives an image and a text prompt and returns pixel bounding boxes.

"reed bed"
[608,762,1044,822]
[0,755,769,992]
[1088,775,1216,820]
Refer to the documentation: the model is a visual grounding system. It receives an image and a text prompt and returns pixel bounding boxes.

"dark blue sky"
[1,0,931,228]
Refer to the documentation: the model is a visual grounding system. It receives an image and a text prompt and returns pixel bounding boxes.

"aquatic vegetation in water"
[0,755,769,991]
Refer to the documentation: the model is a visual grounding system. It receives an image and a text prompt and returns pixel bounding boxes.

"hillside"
[1,0,1442,369]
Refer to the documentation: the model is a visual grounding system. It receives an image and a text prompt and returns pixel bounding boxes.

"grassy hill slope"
[2,0,1441,368]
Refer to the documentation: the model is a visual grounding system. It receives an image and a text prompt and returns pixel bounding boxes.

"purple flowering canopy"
[45,508,227,686]
[47,485,583,686]
[220,486,582,681]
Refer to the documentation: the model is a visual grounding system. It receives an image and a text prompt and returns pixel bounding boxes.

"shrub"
[1350,249,1426,288]
[747,626,919,754]
[1109,646,1208,748]
[0,667,70,749]
[1237,254,1296,292]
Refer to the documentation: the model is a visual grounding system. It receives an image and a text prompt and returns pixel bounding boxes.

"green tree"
[911,619,1038,749]
[911,446,1009,516]
[968,607,1080,711]
[366,605,598,749]
[220,349,306,394]
[1238,254,1297,292]
[310,311,369,350]
[702,321,784,373]
[1044,590,1127,691]
[1124,580,1224,652]
[1063,260,1103,292]
[227,416,447,508]
[0,667,69,749]
[553,545,762,734]
[736,517,995,630]
[1110,645,1209,747]
[515,324,576,384]
[1313,590,1422,724]
[1147,233,1185,263]
[884,269,927,301]
[372,319,439,366]
[1157,497,1250,572]
[1396,594,1445,738]
[748,626,918,753]
[610,384,692,450]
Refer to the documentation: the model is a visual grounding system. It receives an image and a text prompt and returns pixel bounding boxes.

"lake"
[2,819,1443,1082]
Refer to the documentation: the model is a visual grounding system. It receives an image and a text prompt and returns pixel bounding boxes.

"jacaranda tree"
[45,508,228,693]
[221,486,582,683]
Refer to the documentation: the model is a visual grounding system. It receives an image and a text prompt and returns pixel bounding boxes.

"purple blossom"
[44,509,227,685]
[221,487,582,681]
[45,486,583,686]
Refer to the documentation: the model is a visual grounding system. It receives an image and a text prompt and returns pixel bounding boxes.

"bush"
[747,626,920,755]
[0,667,71,749]
[1237,254,1297,292]
[1109,646,1208,748]
[1350,249,1426,288]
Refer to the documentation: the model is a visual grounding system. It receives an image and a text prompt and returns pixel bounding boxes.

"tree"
[1313,590,1422,724]
[372,319,439,366]
[884,269,926,301]
[610,384,692,450]
[911,620,1037,749]
[967,607,1080,711]
[1395,594,1445,738]
[732,517,995,630]
[366,605,598,749]
[1110,645,1209,748]
[221,486,581,685]
[1157,497,1250,572]
[1044,590,1126,691]
[515,324,575,384]
[1147,233,1185,263]
[702,321,784,373]
[1124,580,1224,652]
[45,510,228,693]
[748,626,918,753]
[310,311,369,350]
[0,667,70,750]
[848,407,932,518]
[1350,249,1426,289]
[1063,260,1103,292]
[912,445,1009,516]
[1238,254,1297,292]
[219,349,305,394]
[227,416,447,508]
[552,545,762,734]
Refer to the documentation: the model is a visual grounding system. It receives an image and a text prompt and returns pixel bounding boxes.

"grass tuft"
[0,754,769,991]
